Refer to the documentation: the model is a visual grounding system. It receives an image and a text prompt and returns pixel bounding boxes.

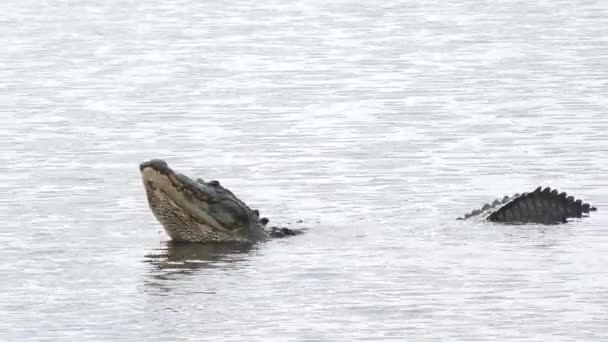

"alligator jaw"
[139,159,267,243]
[140,160,224,231]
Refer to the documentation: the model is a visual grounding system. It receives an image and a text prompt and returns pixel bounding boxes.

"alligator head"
[139,159,269,243]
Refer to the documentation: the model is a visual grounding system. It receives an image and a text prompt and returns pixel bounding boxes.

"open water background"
[1,0,608,341]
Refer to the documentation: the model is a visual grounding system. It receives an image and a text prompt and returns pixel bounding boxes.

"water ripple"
[1,0,608,340]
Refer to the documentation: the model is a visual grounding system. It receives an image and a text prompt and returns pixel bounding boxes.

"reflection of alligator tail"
[459,186,597,224]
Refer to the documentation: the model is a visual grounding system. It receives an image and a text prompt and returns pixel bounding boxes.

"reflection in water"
[144,241,257,272]
[142,241,258,293]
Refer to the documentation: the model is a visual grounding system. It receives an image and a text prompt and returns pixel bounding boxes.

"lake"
[1,0,608,340]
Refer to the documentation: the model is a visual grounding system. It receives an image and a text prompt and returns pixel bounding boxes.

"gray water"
[2,0,608,341]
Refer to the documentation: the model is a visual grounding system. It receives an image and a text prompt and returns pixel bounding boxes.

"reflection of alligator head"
[144,241,256,271]
[459,186,597,224]
[142,242,256,293]
[140,159,301,243]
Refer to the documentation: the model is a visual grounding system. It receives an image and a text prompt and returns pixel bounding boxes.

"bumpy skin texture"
[459,186,597,224]
[140,159,300,243]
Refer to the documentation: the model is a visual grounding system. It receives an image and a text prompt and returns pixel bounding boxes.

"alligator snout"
[140,159,169,172]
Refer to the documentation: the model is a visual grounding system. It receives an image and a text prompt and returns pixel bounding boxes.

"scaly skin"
[140,159,598,240]
[140,159,299,243]
[459,186,597,224]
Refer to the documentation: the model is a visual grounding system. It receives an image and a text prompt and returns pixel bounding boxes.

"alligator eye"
[209,180,220,187]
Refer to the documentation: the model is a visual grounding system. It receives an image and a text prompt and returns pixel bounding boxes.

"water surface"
[1,0,608,341]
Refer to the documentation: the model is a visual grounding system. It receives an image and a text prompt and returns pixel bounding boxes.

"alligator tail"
[488,186,596,224]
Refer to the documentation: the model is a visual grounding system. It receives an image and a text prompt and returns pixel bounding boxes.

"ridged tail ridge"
[459,186,597,224]
[488,186,596,224]
[458,194,518,220]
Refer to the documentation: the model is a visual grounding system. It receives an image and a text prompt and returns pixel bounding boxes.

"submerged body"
[459,186,597,224]
[140,159,298,243]
[140,159,598,243]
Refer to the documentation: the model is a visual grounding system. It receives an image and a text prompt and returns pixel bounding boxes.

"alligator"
[458,186,597,224]
[139,159,301,243]
[140,159,599,243]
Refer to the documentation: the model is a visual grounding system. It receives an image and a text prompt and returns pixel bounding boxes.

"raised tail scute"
[487,186,596,224]
[460,186,597,224]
